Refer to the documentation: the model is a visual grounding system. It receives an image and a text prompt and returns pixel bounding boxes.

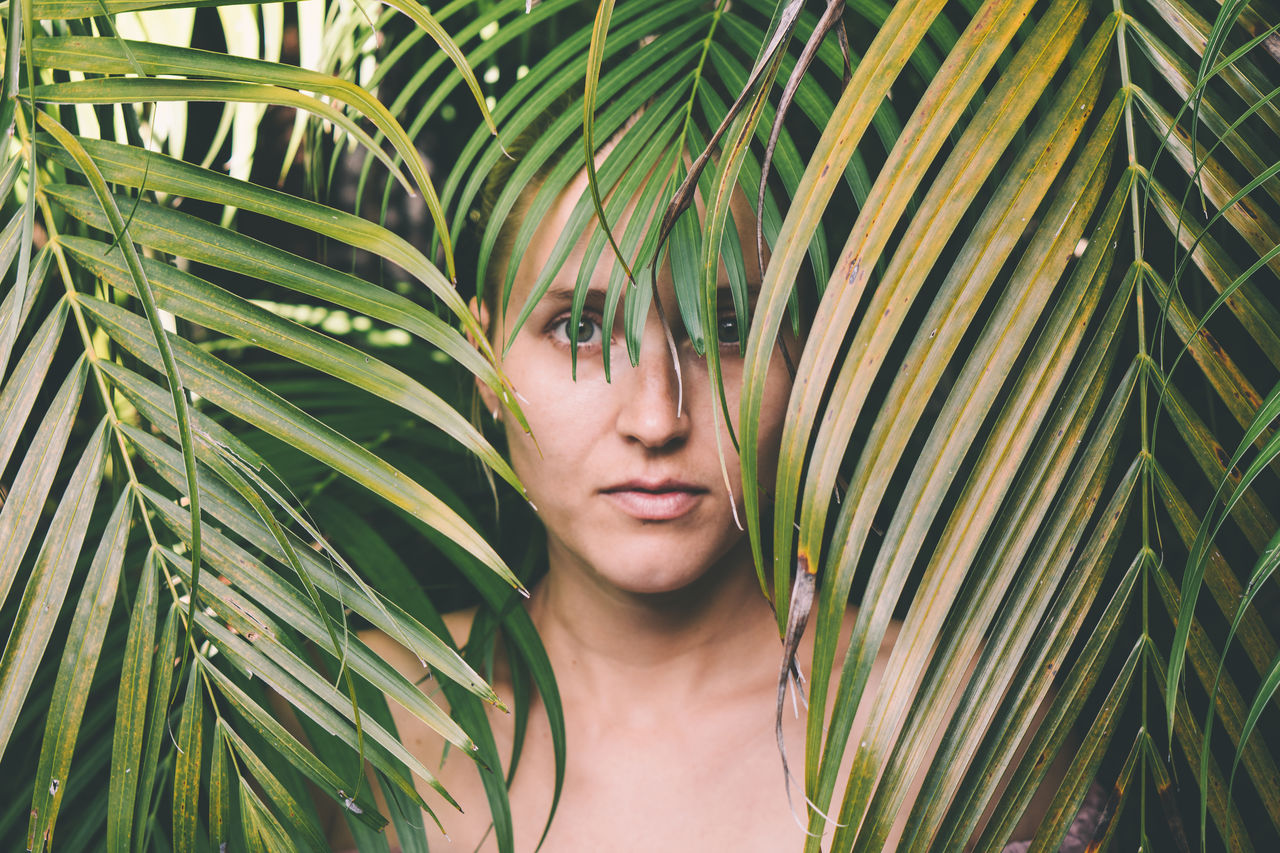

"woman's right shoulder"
[360,601,483,701]
[328,607,492,852]
[359,606,481,682]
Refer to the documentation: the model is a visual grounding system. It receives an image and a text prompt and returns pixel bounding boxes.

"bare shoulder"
[811,605,1078,848]
[812,602,900,677]
[329,607,495,850]
[359,606,480,687]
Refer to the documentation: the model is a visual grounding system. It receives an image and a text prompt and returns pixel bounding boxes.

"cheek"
[501,367,610,484]
[697,355,791,500]
[751,361,794,488]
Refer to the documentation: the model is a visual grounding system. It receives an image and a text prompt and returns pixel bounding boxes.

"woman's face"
[478,175,796,597]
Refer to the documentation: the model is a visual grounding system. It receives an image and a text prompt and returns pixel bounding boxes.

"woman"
[335,131,1088,852]
[345,164,869,849]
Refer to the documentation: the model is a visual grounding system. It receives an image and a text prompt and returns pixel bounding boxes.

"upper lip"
[601,479,707,494]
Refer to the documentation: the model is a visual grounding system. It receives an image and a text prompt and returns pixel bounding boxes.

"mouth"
[600,480,708,521]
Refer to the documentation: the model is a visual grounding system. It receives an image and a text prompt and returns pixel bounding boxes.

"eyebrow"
[717,283,761,307]
[540,284,609,311]
[540,282,761,311]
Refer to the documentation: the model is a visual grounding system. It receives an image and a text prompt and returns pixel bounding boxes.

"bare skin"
[325,170,1070,851]
[352,590,885,852]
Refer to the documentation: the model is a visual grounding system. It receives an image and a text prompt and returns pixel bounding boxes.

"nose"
[615,331,691,450]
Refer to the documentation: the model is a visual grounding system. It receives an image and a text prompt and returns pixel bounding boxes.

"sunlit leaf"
[27,489,131,849]
[0,358,88,621]
[0,416,108,763]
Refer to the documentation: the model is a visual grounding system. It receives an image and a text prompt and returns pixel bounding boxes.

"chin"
[608,570,707,596]
[544,516,745,597]
[584,541,739,597]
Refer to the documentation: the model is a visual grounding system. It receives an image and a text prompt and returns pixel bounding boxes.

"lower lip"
[602,490,703,521]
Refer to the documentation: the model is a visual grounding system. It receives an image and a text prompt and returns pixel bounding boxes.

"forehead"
[504,168,764,317]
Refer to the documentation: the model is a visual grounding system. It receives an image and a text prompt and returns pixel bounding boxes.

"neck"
[526,539,781,706]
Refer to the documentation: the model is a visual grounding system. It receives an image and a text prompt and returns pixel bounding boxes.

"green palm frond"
[1,4,539,851]
[2,0,1278,850]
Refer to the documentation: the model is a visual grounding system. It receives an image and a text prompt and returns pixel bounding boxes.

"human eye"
[715,312,742,348]
[549,313,603,348]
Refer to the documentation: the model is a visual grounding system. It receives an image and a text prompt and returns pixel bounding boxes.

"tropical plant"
[1,0,1277,850]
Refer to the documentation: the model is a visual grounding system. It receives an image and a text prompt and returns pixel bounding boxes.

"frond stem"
[1113,7,1153,836]
[17,102,201,661]
[671,0,731,162]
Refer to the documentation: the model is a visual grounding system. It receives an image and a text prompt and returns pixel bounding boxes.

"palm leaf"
[3,0,1279,849]
[2,3,528,849]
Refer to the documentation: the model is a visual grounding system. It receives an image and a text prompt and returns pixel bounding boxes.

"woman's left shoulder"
[817,602,902,668]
